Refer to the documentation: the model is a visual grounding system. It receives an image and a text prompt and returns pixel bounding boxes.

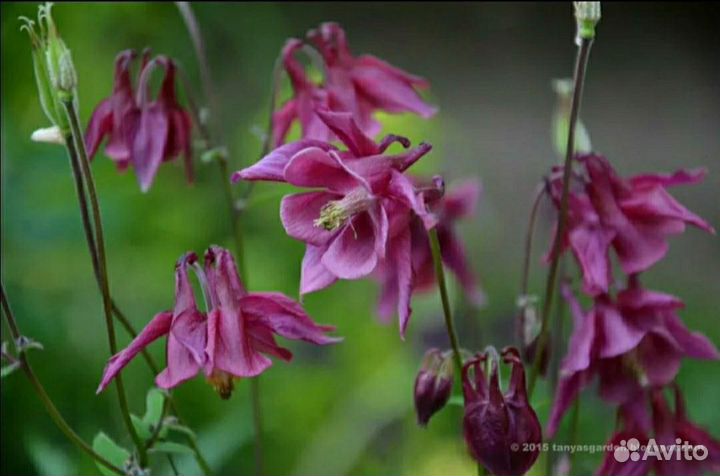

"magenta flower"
[462,347,542,476]
[234,110,433,336]
[272,39,332,147]
[86,51,193,192]
[414,348,453,427]
[97,247,339,398]
[306,22,437,138]
[548,154,714,296]
[547,279,719,436]
[377,177,484,323]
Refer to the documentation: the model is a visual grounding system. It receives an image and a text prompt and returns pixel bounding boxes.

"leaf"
[1,362,21,378]
[142,388,166,429]
[149,441,195,455]
[92,432,129,476]
[131,414,152,441]
[166,422,197,440]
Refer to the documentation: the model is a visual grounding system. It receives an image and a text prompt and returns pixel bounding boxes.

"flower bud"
[20,3,77,131]
[414,348,453,426]
[462,346,542,476]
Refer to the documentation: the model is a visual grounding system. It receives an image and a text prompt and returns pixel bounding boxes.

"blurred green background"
[1,2,718,475]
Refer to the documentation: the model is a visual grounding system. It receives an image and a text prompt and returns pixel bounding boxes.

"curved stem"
[527,37,593,397]
[1,283,124,475]
[62,99,147,466]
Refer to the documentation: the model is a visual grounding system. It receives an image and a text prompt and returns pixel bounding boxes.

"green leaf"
[1,362,21,378]
[166,422,197,440]
[149,441,195,455]
[131,414,152,441]
[142,388,165,428]
[92,432,129,476]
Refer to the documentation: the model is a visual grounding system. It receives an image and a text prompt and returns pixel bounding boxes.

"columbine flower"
[86,51,193,192]
[414,348,453,427]
[547,279,719,436]
[306,22,437,138]
[97,247,339,398]
[463,347,542,476]
[548,154,714,296]
[234,110,433,336]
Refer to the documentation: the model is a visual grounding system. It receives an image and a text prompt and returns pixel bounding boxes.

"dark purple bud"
[414,348,453,427]
[462,346,542,476]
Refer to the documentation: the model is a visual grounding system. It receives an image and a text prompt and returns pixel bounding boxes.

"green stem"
[527,36,593,398]
[1,282,124,475]
[62,99,147,467]
[176,3,263,473]
[429,229,463,377]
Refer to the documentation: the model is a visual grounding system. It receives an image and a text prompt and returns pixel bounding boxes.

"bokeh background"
[2,2,719,475]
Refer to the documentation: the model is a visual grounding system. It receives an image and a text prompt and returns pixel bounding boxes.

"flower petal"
[131,103,169,192]
[231,140,336,183]
[280,192,340,246]
[438,226,485,306]
[240,292,341,344]
[300,244,338,295]
[315,109,379,157]
[283,147,359,192]
[85,98,114,159]
[321,212,378,279]
[568,223,615,296]
[97,311,172,393]
[390,226,413,338]
[206,308,272,378]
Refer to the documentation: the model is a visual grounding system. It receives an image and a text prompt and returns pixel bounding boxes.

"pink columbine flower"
[97,247,339,399]
[234,110,433,336]
[377,177,485,322]
[306,22,437,138]
[548,154,714,296]
[546,279,719,437]
[86,51,193,192]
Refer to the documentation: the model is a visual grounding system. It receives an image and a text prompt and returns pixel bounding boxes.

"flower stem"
[176,3,264,473]
[429,229,463,376]
[1,282,125,476]
[429,229,487,476]
[62,99,147,467]
[527,36,593,398]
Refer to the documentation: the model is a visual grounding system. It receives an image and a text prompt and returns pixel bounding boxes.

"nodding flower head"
[462,347,542,476]
[97,246,340,399]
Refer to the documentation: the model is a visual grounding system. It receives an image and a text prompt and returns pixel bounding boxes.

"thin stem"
[176,3,263,473]
[429,229,463,376]
[1,283,124,475]
[528,37,593,397]
[516,184,545,350]
[167,399,212,476]
[62,99,147,466]
[63,133,160,376]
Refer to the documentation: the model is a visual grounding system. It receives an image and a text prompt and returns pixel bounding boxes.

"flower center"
[207,370,234,399]
[313,188,374,231]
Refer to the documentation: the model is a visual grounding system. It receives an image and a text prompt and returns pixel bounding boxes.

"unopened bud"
[414,348,453,427]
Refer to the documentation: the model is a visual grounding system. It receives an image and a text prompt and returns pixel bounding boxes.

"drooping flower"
[548,154,714,296]
[306,22,437,138]
[97,247,339,398]
[377,177,484,323]
[462,347,542,476]
[234,110,434,336]
[547,279,719,436]
[414,348,454,427]
[86,51,193,192]
[596,398,652,476]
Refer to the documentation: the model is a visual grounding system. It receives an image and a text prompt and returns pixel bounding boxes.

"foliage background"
[1,2,718,475]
